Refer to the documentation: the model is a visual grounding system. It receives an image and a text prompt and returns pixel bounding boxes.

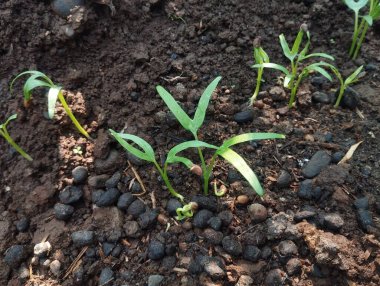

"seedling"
[0,114,32,161]
[326,64,364,107]
[250,37,270,105]
[252,24,334,108]
[345,0,380,59]
[175,202,198,220]
[10,71,90,139]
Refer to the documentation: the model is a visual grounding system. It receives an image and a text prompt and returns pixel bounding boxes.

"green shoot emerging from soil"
[252,24,334,108]
[10,71,90,139]
[345,0,380,59]
[251,37,270,105]
[322,63,364,107]
[0,114,32,161]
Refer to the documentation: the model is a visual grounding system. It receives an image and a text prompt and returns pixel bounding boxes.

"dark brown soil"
[1,0,379,285]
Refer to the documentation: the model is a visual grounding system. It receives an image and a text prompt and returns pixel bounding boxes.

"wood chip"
[338,141,363,165]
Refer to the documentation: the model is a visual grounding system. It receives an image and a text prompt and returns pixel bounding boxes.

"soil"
[0,0,379,285]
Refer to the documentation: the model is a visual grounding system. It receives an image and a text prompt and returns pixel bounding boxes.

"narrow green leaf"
[221,133,285,150]
[156,86,192,131]
[291,29,304,55]
[298,31,311,60]
[302,53,335,61]
[252,63,290,75]
[109,129,156,163]
[22,76,51,101]
[192,76,222,134]
[0,114,17,129]
[306,63,333,81]
[344,65,363,85]
[363,15,373,25]
[279,34,294,61]
[167,140,217,166]
[259,48,270,62]
[217,148,264,196]
[47,87,61,119]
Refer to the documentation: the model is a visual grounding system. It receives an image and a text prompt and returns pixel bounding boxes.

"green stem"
[288,71,303,108]
[58,91,91,139]
[157,161,184,202]
[349,13,360,57]
[352,21,369,59]
[194,134,208,195]
[334,85,346,108]
[0,129,33,161]
[250,67,263,105]
[203,152,218,194]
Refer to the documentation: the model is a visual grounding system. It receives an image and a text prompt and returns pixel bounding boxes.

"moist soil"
[0,0,379,285]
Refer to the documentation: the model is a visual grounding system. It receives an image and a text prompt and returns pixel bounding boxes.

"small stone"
[265,269,286,286]
[201,256,226,279]
[72,166,88,184]
[191,195,218,212]
[278,240,298,257]
[218,210,233,226]
[312,91,331,104]
[117,193,135,210]
[148,274,164,286]
[222,235,242,256]
[59,186,83,204]
[357,209,373,231]
[95,149,123,174]
[236,195,250,205]
[166,198,182,216]
[261,246,272,260]
[227,170,243,183]
[331,151,344,163]
[18,265,30,279]
[339,87,360,109]
[111,245,122,257]
[248,203,268,223]
[286,258,302,275]
[208,216,222,231]
[354,197,369,210]
[311,76,328,87]
[193,209,214,229]
[137,210,158,229]
[234,110,254,124]
[42,259,51,268]
[130,91,140,102]
[16,218,30,232]
[4,245,28,268]
[294,210,316,222]
[298,179,321,200]
[243,245,261,262]
[301,150,331,178]
[51,0,85,18]
[124,221,141,238]
[88,175,109,189]
[236,275,254,286]
[102,242,115,256]
[323,213,344,231]
[54,203,74,221]
[105,172,121,189]
[203,228,223,245]
[49,259,61,277]
[148,240,165,260]
[242,229,267,246]
[34,241,52,257]
[96,188,120,207]
[276,170,292,188]
[71,230,95,247]
[99,267,114,286]
[365,63,378,71]
[127,199,146,218]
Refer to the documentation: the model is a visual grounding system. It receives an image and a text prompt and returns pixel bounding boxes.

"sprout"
[252,26,334,108]
[0,114,32,161]
[10,71,90,139]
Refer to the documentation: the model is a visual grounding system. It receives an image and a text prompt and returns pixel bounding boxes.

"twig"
[150,190,157,209]
[63,246,88,279]
[128,160,147,197]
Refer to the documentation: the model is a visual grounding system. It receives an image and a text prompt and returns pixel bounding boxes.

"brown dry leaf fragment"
[338,141,363,165]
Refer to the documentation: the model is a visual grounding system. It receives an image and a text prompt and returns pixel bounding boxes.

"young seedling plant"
[0,114,32,161]
[252,24,334,108]
[10,71,90,139]
[345,0,380,59]
[323,63,364,107]
[250,37,270,105]
[110,77,285,219]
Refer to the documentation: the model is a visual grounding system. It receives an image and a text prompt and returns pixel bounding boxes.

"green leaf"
[279,34,294,61]
[167,140,218,167]
[22,76,51,101]
[291,29,304,55]
[298,31,311,60]
[47,86,62,119]
[0,114,17,129]
[217,148,264,196]
[109,129,156,163]
[252,63,290,75]
[363,14,373,25]
[301,53,335,61]
[306,63,333,81]
[221,133,285,150]
[344,65,363,85]
[284,74,293,88]
[344,0,369,12]
[192,76,222,134]
[156,85,192,130]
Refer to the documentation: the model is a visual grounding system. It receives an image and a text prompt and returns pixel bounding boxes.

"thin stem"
[334,85,346,108]
[353,21,369,59]
[288,72,304,108]
[194,134,208,195]
[0,129,33,161]
[155,161,184,202]
[250,67,263,105]
[349,13,360,57]
[58,91,91,139]
[203,152,219,194]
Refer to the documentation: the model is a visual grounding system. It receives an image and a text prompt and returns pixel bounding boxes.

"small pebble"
[166,198,182,216]
[248,203,268,223]
[71,230,95,247]
[99,267,114,286]
[278,240,298,257]
[203,228,223,245]
[234,110,254,123]
[301,150,331,178]
[191,195,218,212]
[236,195,250,205]
[357,209,373,230]
[218,210,233,226]
[51,0,85,18]
[96,188,120,207]
[222,235,242,256]
[312,91,331,104]
[34,241,52,257]
[208,216,222,231]
[105,172,121,189]
[49,260,61,277]
[323,213,344,231]
[276,170,292,188]
[193,209,214,229]
[102,242,115,256]
[4,245,28,267]
[72,166,88,184]
[243,245,261,262]
[16,218,30,232]
[294,210,316,222]
[124,221,141,238]
[286,258,302,275]
[127,199,146,218]
[137,210,158,229]
[148,240,165,260]
[148,274,164,286]
[265,269,286,286]
[261,246,272,260]
[331,151,344,163]
[298,179,321,200]
[236,275,254,286]
[59,186,83,205]
[117,193,135,210]
[354,197,369,210]
[54,203,74,221]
